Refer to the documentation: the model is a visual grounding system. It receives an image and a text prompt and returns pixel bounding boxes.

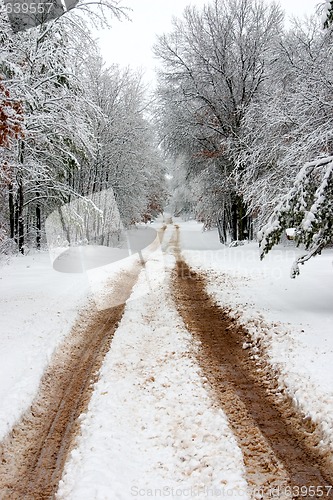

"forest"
[0,0,332,272]
[155,0,333,271]
[0,0,167,255]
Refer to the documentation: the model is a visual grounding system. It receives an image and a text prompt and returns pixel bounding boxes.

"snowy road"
[0,261,142,498]
[0,221,332,499]
[173,225,333,499]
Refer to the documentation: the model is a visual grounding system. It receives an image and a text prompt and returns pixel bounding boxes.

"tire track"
[0,267,140,499]
[171,226,333,499]
[0,226,167,499]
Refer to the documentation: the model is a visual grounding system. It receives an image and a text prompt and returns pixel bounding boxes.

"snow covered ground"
[179,219,333,458]
[57,245,249,500]
[0,224,165,442]
[0,252,90,440]
[1,218,333,498]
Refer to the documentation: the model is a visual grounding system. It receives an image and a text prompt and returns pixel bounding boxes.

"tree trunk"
[36,193,41,249]
[17,179,24,254]
[8,184,15,239]
[17,141,25,254]
[249,216,254,240]
[14,199,18,244]
[217,218,227,244]
[231,194,250,241]
[231,199,238,241]
[238,197,246,240]
[58,206,71,244]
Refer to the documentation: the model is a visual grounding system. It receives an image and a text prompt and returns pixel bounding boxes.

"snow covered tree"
[259,156,333,277]
[0,0,137,253]
[72,59,166,229]
[247,14,333,276]
[323,0,333,27]
[0,76,25,247]
[0,79,24,148]
[236,15,333,232]
[0,11,98,252]
[155,0,282,241]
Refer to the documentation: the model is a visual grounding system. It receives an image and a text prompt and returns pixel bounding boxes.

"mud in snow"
[0,263,143,499]
[172,226,333,499]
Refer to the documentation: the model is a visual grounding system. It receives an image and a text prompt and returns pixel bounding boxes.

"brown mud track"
[0,264,142,500]
[172,228,333,499]
[0,225,167,500]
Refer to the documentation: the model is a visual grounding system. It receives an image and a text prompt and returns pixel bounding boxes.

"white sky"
[96,0,320,86]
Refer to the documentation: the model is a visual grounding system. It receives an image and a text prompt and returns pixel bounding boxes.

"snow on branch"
[0,79,24,148]
[323,0,333,28]
[258,155,333,277]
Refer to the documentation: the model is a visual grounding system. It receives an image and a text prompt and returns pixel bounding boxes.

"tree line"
[154,0,333,272]
[1,0,332,274]
[0,0,167,254]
